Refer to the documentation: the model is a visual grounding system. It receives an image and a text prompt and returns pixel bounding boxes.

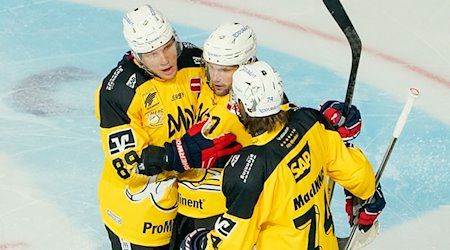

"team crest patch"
[142,88,159,109]
[226,101,238,114]
[146,109,164,127]
[125,73,137,89]
[190,77,202,92]
[229,154,240,168]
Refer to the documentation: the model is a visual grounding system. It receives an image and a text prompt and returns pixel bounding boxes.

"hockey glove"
[167,119,242,172]
[139,145,169,176]
[345,186,386,232]
[180,228,209,250]
[319,100,362,141]
[358,185,386,232]
[140,120,242,175]
[344,188,357,226]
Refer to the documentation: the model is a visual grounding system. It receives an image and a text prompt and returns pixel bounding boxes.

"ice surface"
[1,0,448,249]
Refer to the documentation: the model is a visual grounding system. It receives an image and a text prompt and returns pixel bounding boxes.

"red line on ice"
[0,241,29,249]
[186,0,450,88]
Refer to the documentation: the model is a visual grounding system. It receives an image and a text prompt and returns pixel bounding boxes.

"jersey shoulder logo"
[125,73,137,89]
[144,91,159,109]
[190,77,202,92]
[108,128,136,155]
[215,216,237,237]
[146,109,164,127]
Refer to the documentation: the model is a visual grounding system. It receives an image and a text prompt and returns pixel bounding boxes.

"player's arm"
[139,118,242,175]
[314,103,375,199]
[95,64,151,184]
[180,151,262,249]
[324,131,375,200]
[316,104,385,230]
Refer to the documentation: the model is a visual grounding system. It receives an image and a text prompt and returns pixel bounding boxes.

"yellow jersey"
[204,106,376,250]
[177,83,253,219]
[95,44,204,246]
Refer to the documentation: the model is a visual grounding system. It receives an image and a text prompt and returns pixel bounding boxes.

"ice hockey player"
[95,5,239,250]
[180,61,385,249]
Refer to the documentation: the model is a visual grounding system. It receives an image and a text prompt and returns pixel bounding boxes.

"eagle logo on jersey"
[125,177,178,212]
[144,91,158,109]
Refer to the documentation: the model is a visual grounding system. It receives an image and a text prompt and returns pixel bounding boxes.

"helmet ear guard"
[203,22,257,66]
[231,61,284,118]
[122,5,176,54]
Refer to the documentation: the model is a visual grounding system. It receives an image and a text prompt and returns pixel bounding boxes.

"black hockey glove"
[139,145,169,176]
[180,228,209,250]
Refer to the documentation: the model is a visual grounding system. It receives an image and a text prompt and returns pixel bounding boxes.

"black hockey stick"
[340,88,420,250]
[322,0,362,202]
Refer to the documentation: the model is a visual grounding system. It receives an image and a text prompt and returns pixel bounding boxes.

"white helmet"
[232,61,283,117]
[203,22,257,66]
[123,5,175,54]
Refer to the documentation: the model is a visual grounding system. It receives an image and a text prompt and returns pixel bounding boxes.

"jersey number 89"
[112,150,140,179]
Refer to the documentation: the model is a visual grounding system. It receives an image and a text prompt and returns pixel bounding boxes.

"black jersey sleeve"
[177,42,203,70]
[98,56,149,128]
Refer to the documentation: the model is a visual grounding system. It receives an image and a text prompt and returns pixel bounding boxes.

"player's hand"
[344,189,357,226]
[345,186,386,232]
[139,145,167,176]
[165,119,242,172]
[139,120,242,175]
[180,228,208,250]
[319,100,362,141]
[358,185,386,232]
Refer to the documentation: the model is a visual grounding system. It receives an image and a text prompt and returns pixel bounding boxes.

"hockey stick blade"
[338,221,380,250]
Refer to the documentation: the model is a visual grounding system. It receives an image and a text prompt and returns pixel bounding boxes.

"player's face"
[139,39,178,80]
[206,62,238,96]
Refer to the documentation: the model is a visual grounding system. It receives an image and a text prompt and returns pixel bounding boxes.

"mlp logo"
[108,128,136,155]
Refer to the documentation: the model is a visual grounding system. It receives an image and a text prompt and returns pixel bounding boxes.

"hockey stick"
[341,87,421,250]
[322,0,362,201]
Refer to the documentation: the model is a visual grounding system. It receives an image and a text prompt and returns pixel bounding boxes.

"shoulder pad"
[178,42,203,69]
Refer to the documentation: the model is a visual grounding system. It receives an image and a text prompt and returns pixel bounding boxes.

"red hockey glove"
[344,189,355,226]
[319,100,362,141]
[345,186,386,232]
[165,120,242,172]
[139,121,242,175]
[180,228,209,250]
[358,185,386,232]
